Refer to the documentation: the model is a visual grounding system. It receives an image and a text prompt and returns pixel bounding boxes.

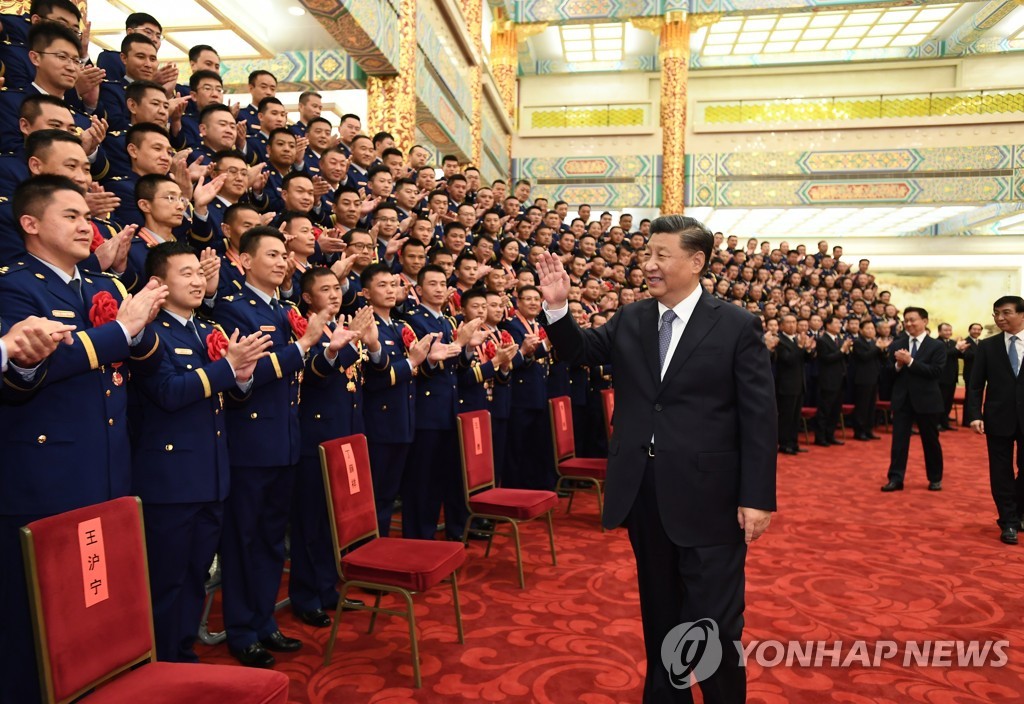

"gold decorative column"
[659,12,689,215]
[490,18,517,125]
[459,0,483,167]
[366,0,417,152]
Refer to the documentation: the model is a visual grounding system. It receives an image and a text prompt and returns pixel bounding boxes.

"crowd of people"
[0,2,1008,703]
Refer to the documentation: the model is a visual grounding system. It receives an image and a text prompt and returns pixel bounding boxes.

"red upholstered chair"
[601,388,615,442]
[456,410,557,588]
[548,395,607,528]
[320,433,465,687]
[799,406,817,444]
[20,497,289,704]
[876,400,892,432]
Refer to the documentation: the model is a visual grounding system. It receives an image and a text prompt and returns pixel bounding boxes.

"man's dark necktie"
[1010,335,1020,377]
[658,309,677,370]
[910,338,918,358]
[68,278,83,306]
[186,318,204,347]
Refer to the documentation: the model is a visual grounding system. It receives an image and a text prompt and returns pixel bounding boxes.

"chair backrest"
[601,388,614,441]
[21,497,155,704]
[457,410,496,500]
[321,434,379,560]
[548,395,576,462]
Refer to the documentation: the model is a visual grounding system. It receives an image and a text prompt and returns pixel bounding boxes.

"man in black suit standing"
[814,315,852,446]
[937,322,959,431]
[537,215,777,703]
[966,296,1024,545]
[959,323,982,427]
[774,313,813,454]
[852,319,886,441]
[881,307,946,492]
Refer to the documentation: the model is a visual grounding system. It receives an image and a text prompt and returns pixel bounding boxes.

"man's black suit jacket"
[967,333,1024,436]
[962,336,979,383]
[889,334,945,414]
[852,336,884,385]
[774,334,806,396]
[816,333,846,392]
[940,339,960,385]
[544,291,777,547]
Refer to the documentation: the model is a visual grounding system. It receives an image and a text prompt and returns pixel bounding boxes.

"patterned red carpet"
[197,429,1024,703]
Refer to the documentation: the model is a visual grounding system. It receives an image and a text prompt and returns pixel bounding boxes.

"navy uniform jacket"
[290,121,308,138]
[457,348,500,413]
[212,289,305,467]
[238,104,260,135]
[502,316,550,410]
[105,173,142,226]
[340,271,366,317]
[123,219,211,292]
[217,250,247,298]
[362,314,416,444]
[129,310,240,503]
[96,50,125,84]
[0,258,162,515]
[0,87,94,152]
[97,79,132,131]
[300,323,365,455]
[406,305,465,431]
[245,132,271,169]
[345,164,368,191]
[0,151,28,197]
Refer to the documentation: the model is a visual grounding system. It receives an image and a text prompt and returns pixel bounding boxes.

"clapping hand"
[225,330,272,383]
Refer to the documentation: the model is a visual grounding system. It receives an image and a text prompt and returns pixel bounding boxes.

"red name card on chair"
[342,443,361,494]
[471,417,483,456]
[78,517,109,607]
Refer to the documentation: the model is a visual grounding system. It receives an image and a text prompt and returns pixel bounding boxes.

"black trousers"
[626,457,747,704]
[939,383,956,425]
[853,382,878,435]
[776,392,801,449]
[815,386,842,441]
[986,431,1024,527]
[887,407,943,483]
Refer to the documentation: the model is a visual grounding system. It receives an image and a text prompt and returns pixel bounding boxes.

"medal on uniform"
[111,362,124,386]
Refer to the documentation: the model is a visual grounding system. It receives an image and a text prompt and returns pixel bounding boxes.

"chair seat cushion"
[799,407,817,418]
[93,662,289,703]
[342,538,466,592]
[841,404,855,414]
[876,401,891,409]
[557,457,607,479]
[469,488,559,520]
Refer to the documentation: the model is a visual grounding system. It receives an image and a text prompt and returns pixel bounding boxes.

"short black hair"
[381,147,404,161]
[200,103,233,124]
[268,126,295,144]
[188,44,218,63]
[307,116,332,131]
[298,91,322,105]
[248,70,276,86]
[13,174,84,237]
[300,266,335,295]
[366,165,392,182]
[126,79,166,105]
[372,131,394,147]
[126,122,170,149]
[126,12,161,31]
[19,94,69,124]
[223,202,259,227]
[417,263,447,286]
[442,154,459,164]
[25,128,81,161]
[993,296,1024,312]
[447,173,467,185]
[281,170,313,190]
[134,173,175,204]
[360,261,392,288]
[258,97,284,113]
[340,113,361,124]
[146,240,197,280]
[29,0,82,22]
[27,21,80,53]
[649,215,714,275]
[903,306,929,320]
[239,225,285,256]
[120,32,156,55]
[461,288,487,307]
[188,69,222,92]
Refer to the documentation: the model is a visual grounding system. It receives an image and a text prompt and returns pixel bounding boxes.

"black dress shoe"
[829,438,845,446]
[260,630,303,652]
[1001,525,1018,545]
[813,439,830,447]
[868,433,882,440]
[796,447,809,453]
[295,608,331,628]
[880,481,904,492]
[853,434,871,441]
[231,642,275,668]
[779,447,798,455]
[928,481,942,491]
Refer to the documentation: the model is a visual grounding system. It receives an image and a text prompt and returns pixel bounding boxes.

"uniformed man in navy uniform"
[0,175,167,702]
[211,226,331,668]
[131,240,271,662]
[290,270,375,627]
[238,71,278,137]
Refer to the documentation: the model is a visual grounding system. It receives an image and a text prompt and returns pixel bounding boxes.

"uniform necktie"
[910,338,918,358]
[1010,336,1020,377]
[68,277,83,305]
[186,318,203,347]
[659,309,677,369]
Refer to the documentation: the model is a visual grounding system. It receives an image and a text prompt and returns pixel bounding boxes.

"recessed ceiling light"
[288,6,305,16]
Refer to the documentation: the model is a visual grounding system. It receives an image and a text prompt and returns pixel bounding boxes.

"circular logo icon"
[661,618,723,689]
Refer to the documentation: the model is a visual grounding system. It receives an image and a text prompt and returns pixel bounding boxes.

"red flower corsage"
[89,224,105,253]
[206,329,229,361]
[538,327,548,341]
[401,325,416,350]
[500,330,514,346]
[449,290,461,310]
[287,308,308,338]
[89,291,119,327]
[481,340,496,363]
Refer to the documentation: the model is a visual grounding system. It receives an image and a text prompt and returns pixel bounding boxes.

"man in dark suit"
[937,322,960,430]
[773,313,813,454]
[538,215,777,704]
[959,323,982,427]
[881,307,946,492]
[967,296,1024,545]
[814,315,852,446]
[851,319,886,441]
